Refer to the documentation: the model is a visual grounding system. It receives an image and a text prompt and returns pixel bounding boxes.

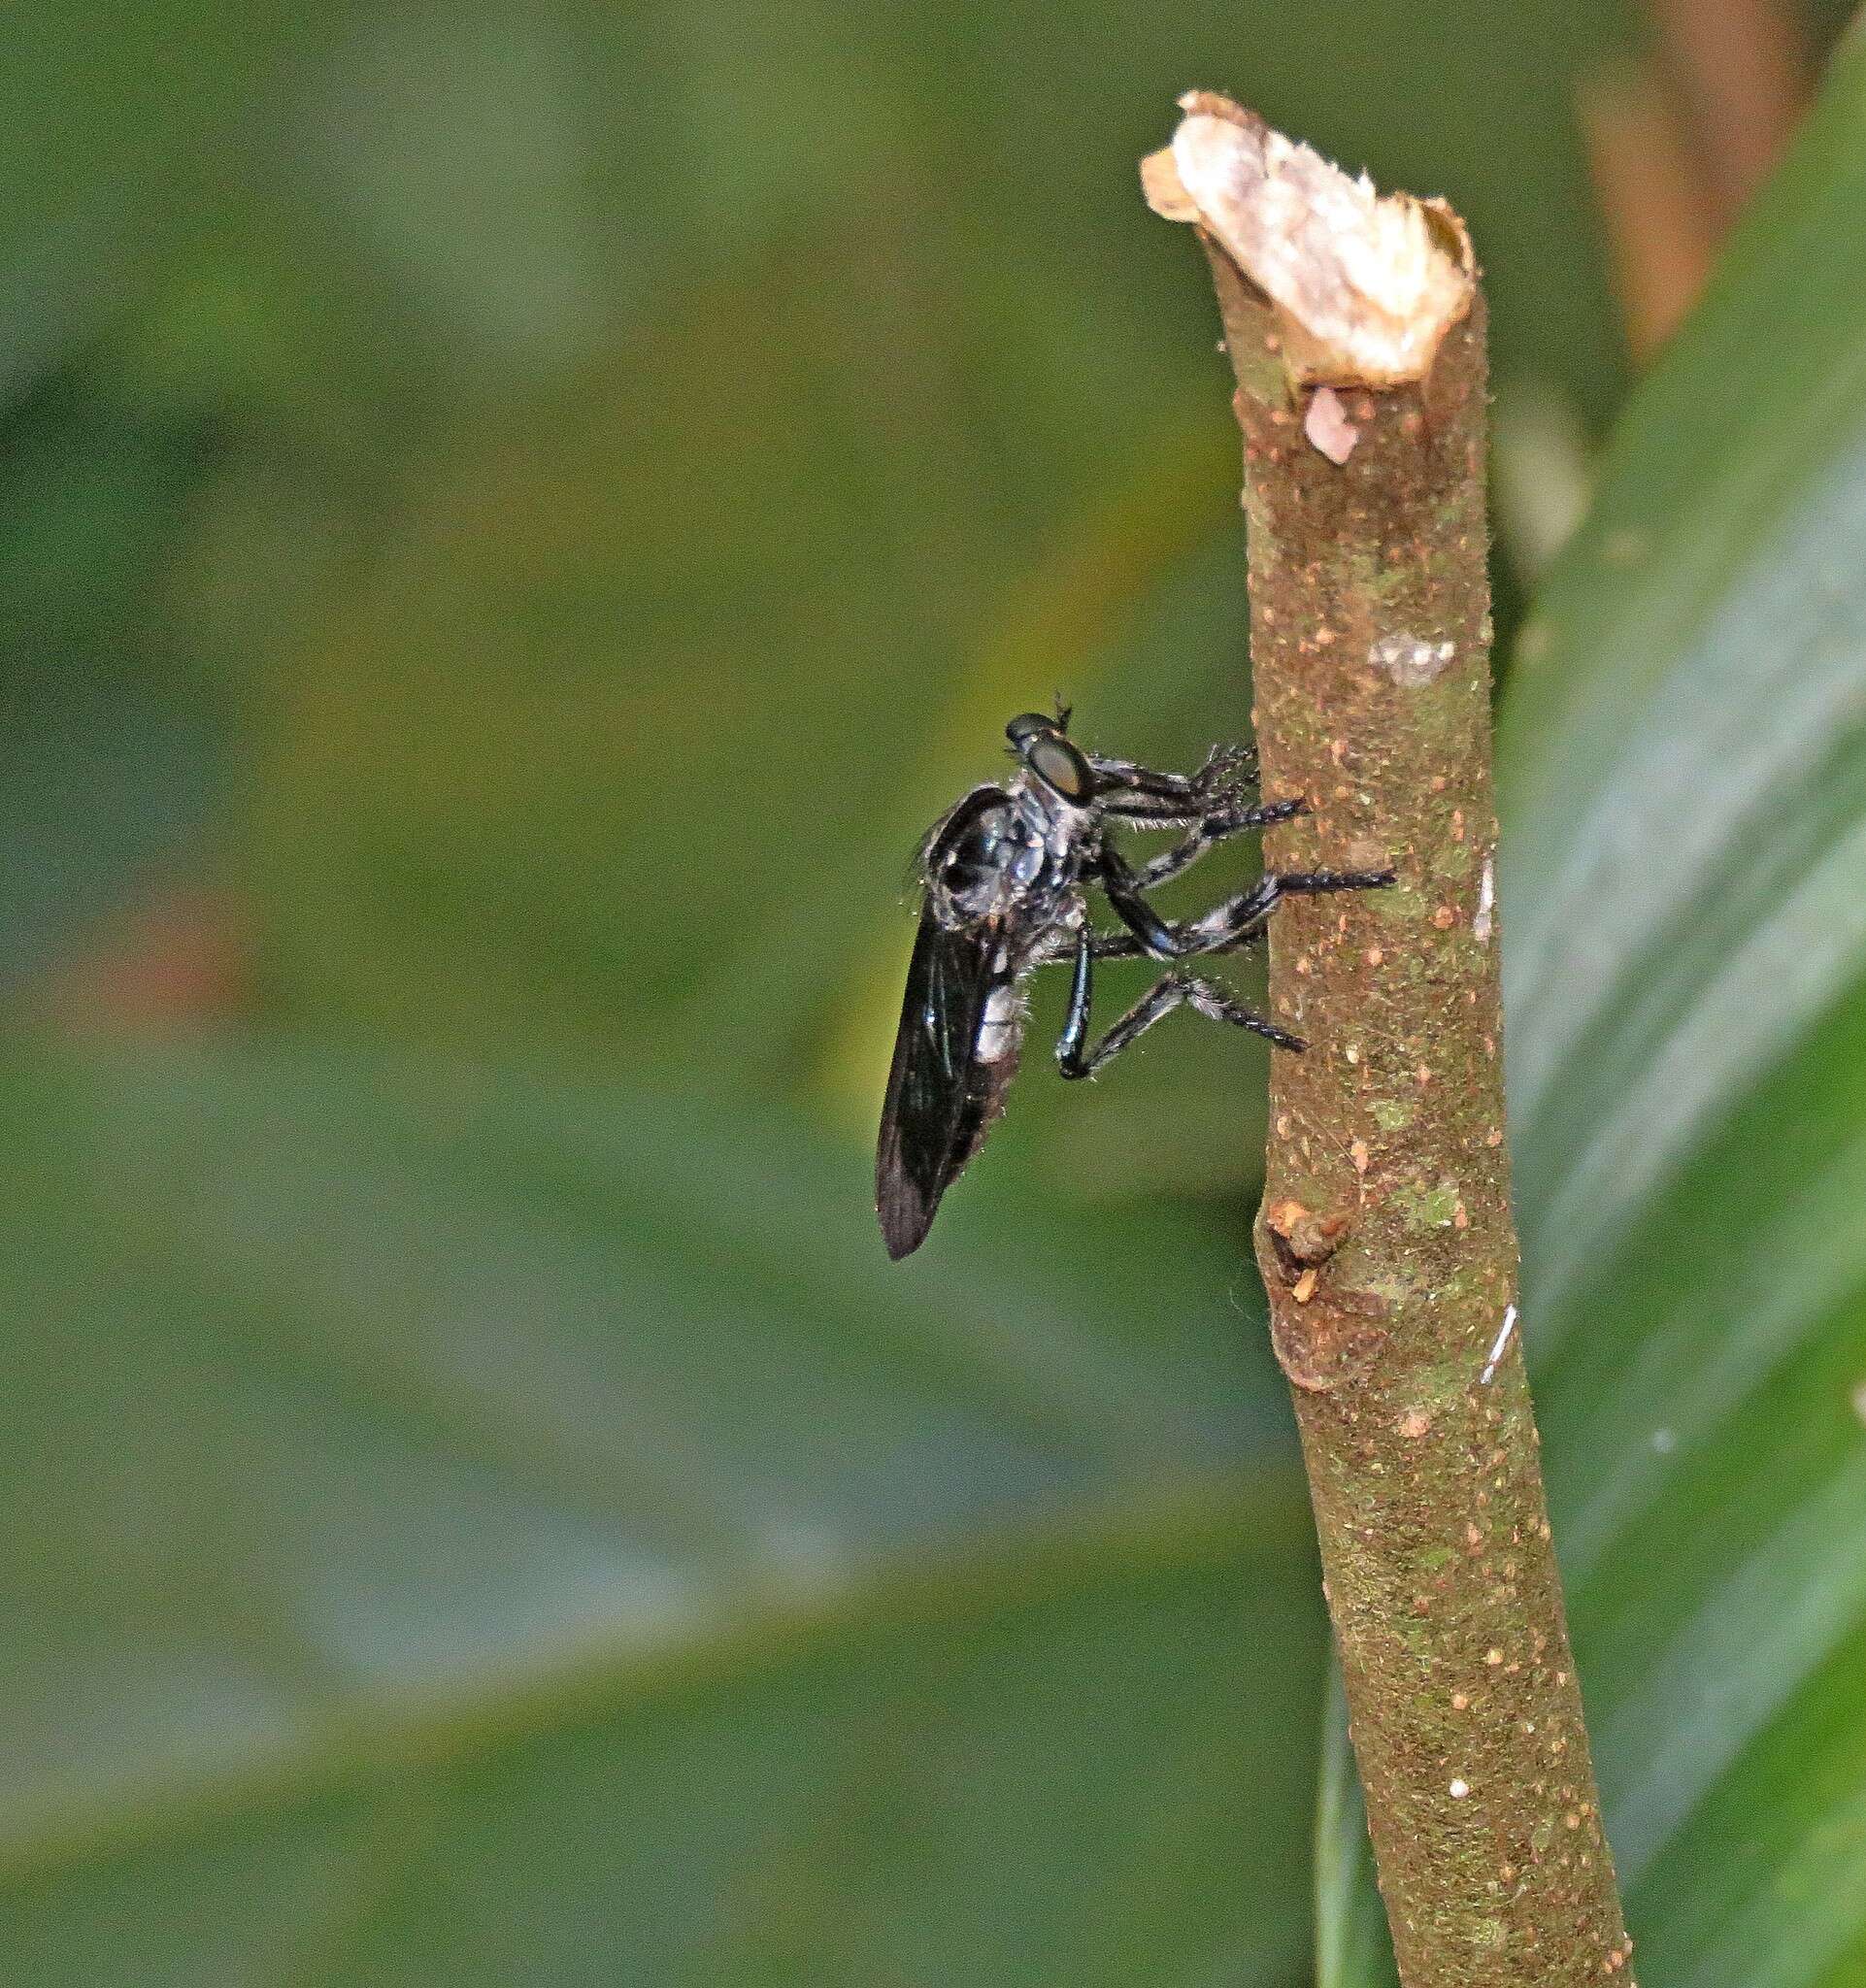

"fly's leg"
[1095,847,1180,957]
[1096,845,1395,961]
[1123,796,1306,888]
[1039,856,1392,1070]
[1056,943,1304,1077]
[1053,924,1097,1076]
[1032,925,1252,967]
[1167,866,1397,958]
[1036,863,1390,975]
[1090,743,1282,828]
[1087,925,1251,961]
[1084,754,1206,810]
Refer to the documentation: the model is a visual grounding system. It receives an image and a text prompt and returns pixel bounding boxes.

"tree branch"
[1144,95,1635,1985]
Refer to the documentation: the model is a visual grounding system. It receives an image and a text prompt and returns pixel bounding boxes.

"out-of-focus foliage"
[4,0,1863,1983]
[15,2,1633,1105]
[1321,32,1866,1988]
[0,1049,1320,1986]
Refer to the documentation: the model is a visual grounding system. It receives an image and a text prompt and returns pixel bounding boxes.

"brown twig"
[1144,96,1633,1985]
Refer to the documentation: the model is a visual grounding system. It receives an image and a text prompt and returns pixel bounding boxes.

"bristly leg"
[1043,857,1392,1072]
[1052,924,1304,1079]
[1095,849,1395,962]
[1088,741,1271,825]
[1160,865,1396,957]
[1054,922,1304,1077]
[1125,796,1307,887]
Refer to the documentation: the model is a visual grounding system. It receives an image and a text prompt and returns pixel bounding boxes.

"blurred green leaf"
[0,3,341,399]
[236,0,1639,1088]
[1321,34,1866,1988]
[0,1044,1320,1984]
[1314,1666,1389,1988]
[0,363,230,984]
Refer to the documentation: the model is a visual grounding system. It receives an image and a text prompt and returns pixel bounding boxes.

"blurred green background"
[10,3,1866,1985]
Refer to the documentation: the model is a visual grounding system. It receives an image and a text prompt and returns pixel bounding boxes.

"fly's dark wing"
[876,903,1013,1259]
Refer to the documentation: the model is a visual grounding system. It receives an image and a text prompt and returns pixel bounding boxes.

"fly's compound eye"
[1028,736,1092,802]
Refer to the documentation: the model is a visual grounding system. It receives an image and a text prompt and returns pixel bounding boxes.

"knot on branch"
[1265,1196,1350,1270]
[1255,1199,1391,1392]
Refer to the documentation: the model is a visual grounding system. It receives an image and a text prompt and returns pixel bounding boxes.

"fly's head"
[1006,711,1097,812]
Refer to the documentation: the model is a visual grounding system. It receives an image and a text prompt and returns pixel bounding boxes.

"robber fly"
[875,708,1391,1258]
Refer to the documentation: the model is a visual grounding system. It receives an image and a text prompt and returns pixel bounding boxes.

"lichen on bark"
[1145,93,1634,1986]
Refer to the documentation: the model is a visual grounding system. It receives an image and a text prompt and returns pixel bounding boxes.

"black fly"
[875,708,1392,1258]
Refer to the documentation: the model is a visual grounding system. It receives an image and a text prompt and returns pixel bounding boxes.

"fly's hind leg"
[1054,925,1301,1078]
[1041,855,1392,1073]
[1053,924,1098,1077]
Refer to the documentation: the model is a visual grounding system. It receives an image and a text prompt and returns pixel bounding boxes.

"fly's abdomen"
[974,980,1025,1064]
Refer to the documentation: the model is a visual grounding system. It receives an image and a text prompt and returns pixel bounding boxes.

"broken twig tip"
[1142,93,1475,387]
[1139,145,1200,224]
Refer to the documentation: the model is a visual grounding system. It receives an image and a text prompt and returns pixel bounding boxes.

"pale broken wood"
[1142,92,1474,387]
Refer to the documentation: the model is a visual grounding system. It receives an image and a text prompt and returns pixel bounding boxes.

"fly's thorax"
[1010,777,1095,913]
[926,784,1081,930]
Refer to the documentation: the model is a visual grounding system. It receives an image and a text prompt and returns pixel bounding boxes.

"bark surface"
[1146,95,1634,1986]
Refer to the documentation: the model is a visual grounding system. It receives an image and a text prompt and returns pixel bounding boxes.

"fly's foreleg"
[1089,743,1283,828]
